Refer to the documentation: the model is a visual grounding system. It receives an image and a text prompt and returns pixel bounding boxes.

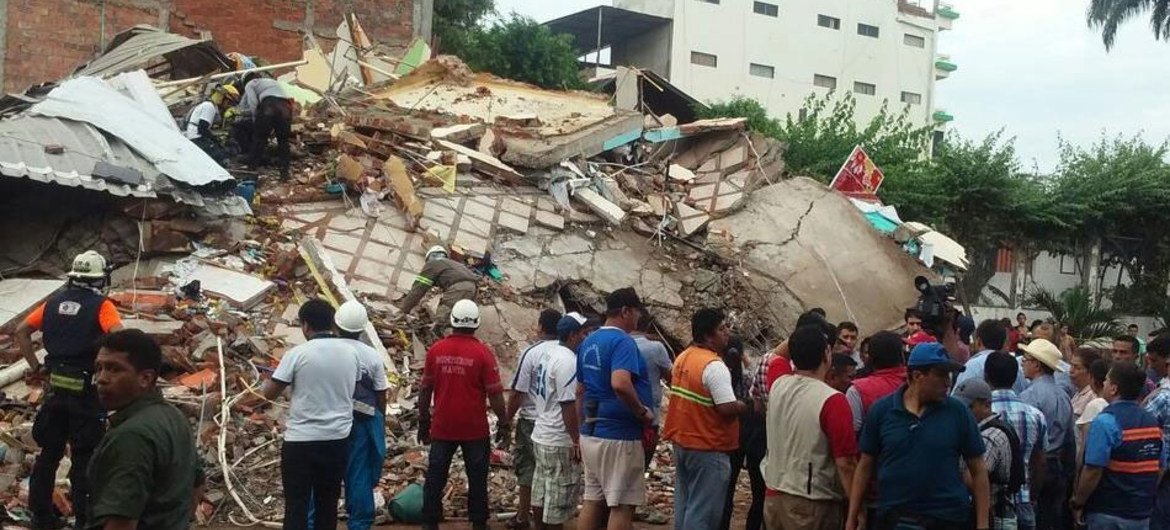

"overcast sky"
[494,0,1170,172]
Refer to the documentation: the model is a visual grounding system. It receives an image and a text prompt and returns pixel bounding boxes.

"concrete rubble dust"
[0,22,934,528]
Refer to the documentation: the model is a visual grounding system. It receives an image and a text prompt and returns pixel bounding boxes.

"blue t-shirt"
[577,327,653,441]
[860,386,986,523]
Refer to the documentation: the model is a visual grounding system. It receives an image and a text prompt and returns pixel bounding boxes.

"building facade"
[554,0,958,127]
[0,0,430,92]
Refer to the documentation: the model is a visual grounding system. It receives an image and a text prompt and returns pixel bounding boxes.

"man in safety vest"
[398,245,479,331]
[15,251,123,530]
[661,307,748,530]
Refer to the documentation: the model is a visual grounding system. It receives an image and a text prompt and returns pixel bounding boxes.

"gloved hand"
[223,107,238,123]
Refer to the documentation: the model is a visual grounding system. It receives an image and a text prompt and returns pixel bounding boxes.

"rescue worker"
[183,84,239,166]
[232,74,293,179]
[14,251,123,530]
[398,246,479,330]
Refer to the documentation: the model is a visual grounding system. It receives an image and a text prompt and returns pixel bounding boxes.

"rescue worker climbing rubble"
[397,245,479,331]
[14,251,123,530]
[183,84,239,166]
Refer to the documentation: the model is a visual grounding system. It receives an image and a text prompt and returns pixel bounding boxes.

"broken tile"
[321,232,363,254]
[497,211,530,234]
[327,213,369,233]
[462,197,498,222]
[188,264,276,309]
[720,145,748,172]
[453,232,490,258]
[668,164,696,182]
[534,209,565,230]
[548,234,593,256]
[573,188,626,225]
[676,202,710,237]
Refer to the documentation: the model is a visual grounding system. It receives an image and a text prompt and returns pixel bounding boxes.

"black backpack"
[981,417,1026,498]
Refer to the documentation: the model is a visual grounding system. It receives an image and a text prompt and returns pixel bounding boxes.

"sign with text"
[829,145,885,196]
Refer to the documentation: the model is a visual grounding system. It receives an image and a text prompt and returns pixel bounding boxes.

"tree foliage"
[434,0,495,48]
[1087,0,1170,50]
[444,14,586,90]
[1025,287,1121,340]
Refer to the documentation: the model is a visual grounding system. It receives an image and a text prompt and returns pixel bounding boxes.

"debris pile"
[0,19,941,527]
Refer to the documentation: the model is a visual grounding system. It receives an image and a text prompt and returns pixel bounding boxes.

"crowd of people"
[13,250,1170,530]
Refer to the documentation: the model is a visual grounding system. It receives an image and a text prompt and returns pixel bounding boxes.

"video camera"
[913,275,957,340]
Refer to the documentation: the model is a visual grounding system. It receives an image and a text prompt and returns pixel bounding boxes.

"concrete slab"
[0,279,64,330]
[534,209,565,230]
[668,164,696,182]
[574,188,626,225]
[188,264,276,310]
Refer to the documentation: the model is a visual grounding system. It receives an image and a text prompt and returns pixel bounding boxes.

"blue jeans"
[422,438,491,525]
[1017,501,1036,530]
[673,444,731,530]
[1085,512,1149,530]
[345,411,386,530]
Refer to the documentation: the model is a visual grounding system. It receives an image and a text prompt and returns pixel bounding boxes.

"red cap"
[904,331,938,346]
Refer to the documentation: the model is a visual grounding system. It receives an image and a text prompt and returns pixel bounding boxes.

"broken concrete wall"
[708,177,932,335]
[2,0,416,91]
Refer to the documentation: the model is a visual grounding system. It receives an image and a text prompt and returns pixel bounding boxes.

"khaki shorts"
[531,442,582,524]
[513,418,536,486]
[580,435,645,507]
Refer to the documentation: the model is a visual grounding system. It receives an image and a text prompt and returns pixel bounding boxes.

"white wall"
[614,0,947,127]
[981,251,1135,308]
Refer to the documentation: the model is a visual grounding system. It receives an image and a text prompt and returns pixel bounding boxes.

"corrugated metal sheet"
[73,26,232,80]
[0,115,249,216]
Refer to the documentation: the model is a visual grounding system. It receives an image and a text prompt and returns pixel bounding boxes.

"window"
[857,23,880,38]
[901,91,922,105]
[813,74,837,90]
[690,51,718,67]
[817,14,841,29]
[904,33,926,48]
[753,1,778,17]
[749,63,775,78]
[854,81,876,95]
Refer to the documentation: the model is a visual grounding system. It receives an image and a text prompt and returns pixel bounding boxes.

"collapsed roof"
[72,25,234,81]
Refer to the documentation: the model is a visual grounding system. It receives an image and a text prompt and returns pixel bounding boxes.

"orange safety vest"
[662,346,740,451]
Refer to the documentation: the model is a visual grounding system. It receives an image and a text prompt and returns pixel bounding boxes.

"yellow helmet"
[211,84,240,107]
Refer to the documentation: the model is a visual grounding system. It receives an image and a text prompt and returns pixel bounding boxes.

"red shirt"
[765,355,793,391]
[767,393,857,496]
[421,334,503,441]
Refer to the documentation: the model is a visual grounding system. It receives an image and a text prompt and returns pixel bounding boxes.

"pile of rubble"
[0,19,938,527]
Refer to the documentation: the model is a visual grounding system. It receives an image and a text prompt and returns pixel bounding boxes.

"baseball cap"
[907,343,965,372]
[953,378,992,407]
[605,287,644,313]
[556,312,589,335]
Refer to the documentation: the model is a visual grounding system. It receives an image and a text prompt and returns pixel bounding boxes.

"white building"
[548,0,959,127]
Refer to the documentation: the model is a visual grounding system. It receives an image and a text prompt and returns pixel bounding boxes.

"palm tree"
[1088,0,1170,50]
[1025,286,1123,340]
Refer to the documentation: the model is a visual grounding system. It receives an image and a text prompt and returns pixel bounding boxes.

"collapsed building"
[0,21,957,526]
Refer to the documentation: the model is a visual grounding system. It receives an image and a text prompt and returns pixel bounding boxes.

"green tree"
[434,0,495,50]
[446,14,586,89]
[1026,287,1122,339]
[1088,0,1170,49]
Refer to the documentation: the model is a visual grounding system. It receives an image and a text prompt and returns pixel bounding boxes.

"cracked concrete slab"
[708,177,930,333]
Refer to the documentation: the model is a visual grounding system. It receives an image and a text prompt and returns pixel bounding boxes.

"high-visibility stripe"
[670,386,714,406]
[414,275,434,287]
[1107,459,1161,474]
[1121,427,1163,442]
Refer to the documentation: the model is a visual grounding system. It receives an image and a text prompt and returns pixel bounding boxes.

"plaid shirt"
[749,351,776,404]
[990,389,1048,504]
[1145,377,1170,452]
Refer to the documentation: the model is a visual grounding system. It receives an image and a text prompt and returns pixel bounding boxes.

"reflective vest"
[42,287,106,371]
[661,346,739,451]
[1086,400,1164,519]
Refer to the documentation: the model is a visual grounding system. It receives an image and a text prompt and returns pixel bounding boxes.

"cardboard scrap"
[384,156,425,226]
[425,165,457,193]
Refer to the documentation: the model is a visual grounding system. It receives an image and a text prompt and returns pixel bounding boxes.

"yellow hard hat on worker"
[210,84,240,107]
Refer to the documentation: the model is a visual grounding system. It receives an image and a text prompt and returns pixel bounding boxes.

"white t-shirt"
[509,340,558,421]
[530,344,579,447]
[184,101,219,140]
[1076,397,1109,426]
[346,338,390,416]
[272,337,361,442]
[702,360,738,405]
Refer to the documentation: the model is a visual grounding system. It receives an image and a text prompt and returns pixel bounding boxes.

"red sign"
[830,145,885,196]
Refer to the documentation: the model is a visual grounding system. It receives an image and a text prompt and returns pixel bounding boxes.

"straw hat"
[1020,338,1067,373]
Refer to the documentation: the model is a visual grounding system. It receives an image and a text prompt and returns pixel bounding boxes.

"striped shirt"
[991,389,1048,504]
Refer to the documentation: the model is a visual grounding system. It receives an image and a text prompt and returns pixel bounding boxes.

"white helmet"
[450,299,480,329]
[334,300,369,333]
[425,245,448,261]
[67,250,107,279]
